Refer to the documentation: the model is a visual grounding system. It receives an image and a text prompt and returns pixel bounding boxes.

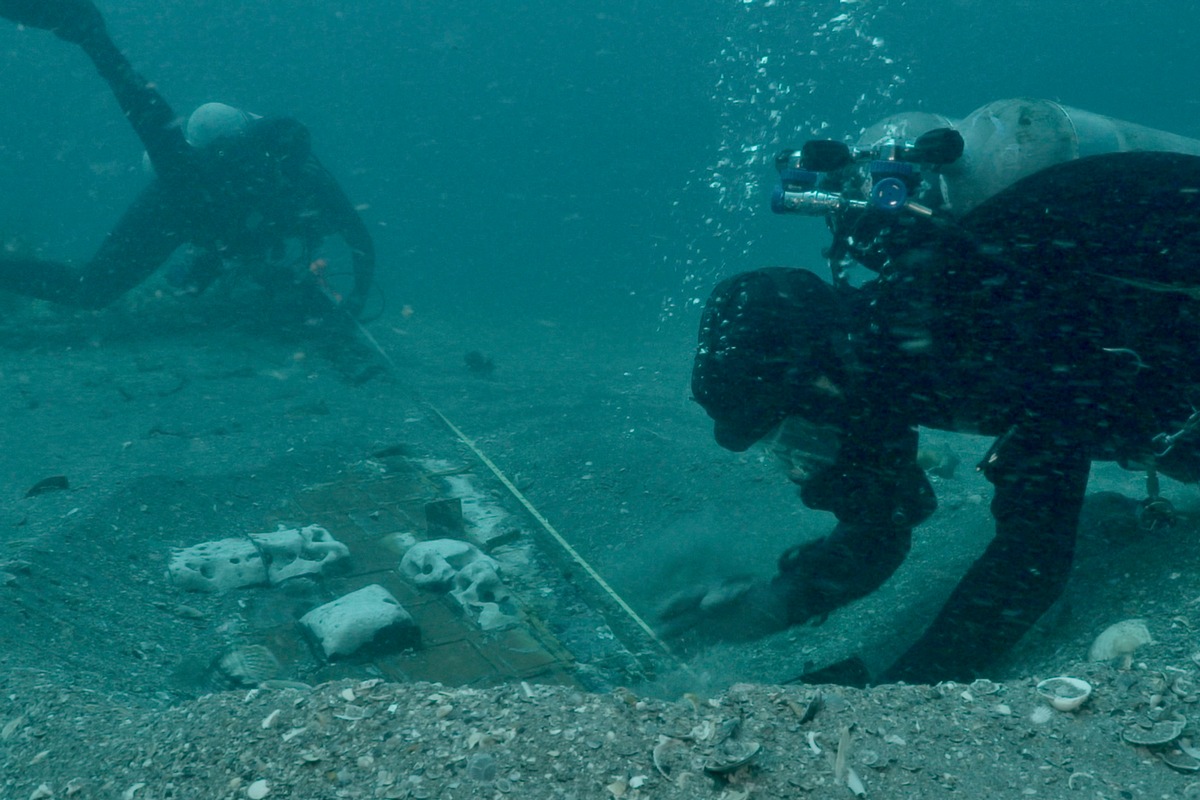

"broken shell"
[1160,748,1200,773]
[968,678,1001,696]
[799,691,822,724]
[1123,717,1187,747]
[216,645,280,687]
[1036,676,1092,712]
[1174,675,1198,699]
[652,736,687,779]
[704,741,762,775]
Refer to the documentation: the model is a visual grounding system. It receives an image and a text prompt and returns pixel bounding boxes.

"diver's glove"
[0,0,106,44]
[656,575,790,645]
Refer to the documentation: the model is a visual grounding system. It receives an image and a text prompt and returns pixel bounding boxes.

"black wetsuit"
[0,6,375,312]
[701,151,1200,684]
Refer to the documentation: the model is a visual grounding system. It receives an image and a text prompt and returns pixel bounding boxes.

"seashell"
[846,766,867,797]
[259,679,312,692]
[246,779,270,799]
[466,752,497,783]
[799,691,822,724]
[333,704,368,721]
[704,740,762,775]
[715,717,741,743]
[1030,705,1054,724]
[1160,748,1200,773]
[1123,717,1187,746]
[969,678,1001,696]
[652,736,686,779]
[1173,675,1198,700]
[1089,619,1153,664]
[216,645,280,687]
[1036,677,1092,711]
[25,475,69,498]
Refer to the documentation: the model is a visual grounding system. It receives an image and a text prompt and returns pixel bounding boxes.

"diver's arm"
[658,424,934,644]
[0,0,189,177]
[308,160,376,314]
[776,438,935,624]
[881,427,1090,684]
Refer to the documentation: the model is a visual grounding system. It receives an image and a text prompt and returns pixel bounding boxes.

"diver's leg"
[0,0,190,176]
[0,182,186,308]
[166,249,224,296]
[78,24,191,176]
[881,436,1090,684]
[0,0,104,42]
[75,183,188,308]
[0,258,90,306]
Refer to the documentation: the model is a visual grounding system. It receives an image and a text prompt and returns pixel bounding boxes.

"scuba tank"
[859,98,1200,214]
[772,98,1200,279]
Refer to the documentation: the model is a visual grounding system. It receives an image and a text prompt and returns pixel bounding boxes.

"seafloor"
[3,284,1200,798]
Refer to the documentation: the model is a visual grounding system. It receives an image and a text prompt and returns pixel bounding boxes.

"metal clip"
[1153,407,1200,458]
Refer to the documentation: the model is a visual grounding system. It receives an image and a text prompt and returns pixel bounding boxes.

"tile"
[389,639,497,686]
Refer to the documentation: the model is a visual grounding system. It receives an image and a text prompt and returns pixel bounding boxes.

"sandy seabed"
[3,286,1200,798]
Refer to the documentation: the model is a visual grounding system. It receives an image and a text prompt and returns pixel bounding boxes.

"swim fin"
[0,0,105,44]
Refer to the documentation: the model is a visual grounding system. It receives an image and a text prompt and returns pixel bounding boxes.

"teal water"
[0,0,1196,316]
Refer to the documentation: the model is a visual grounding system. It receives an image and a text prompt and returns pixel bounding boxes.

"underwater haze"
[2,0,1198,321]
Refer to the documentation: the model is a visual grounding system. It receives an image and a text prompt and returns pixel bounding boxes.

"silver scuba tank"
[859,98,1200,215]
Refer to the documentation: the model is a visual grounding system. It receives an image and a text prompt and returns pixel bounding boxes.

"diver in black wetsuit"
[0,0,375,317]
[671,147,1200,685]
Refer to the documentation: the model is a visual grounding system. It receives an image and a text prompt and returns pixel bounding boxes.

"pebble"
[247,779,270,799]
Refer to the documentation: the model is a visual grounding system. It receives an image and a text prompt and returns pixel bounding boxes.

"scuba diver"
[670,99,1200,685]
[0,0,375,317]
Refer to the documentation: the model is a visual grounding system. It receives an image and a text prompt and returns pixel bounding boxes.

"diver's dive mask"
[762,416,842,485]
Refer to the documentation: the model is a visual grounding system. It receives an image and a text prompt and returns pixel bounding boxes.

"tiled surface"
[256,458,578,689]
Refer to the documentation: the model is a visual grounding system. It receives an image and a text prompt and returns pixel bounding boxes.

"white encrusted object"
[299,584,418,659]
[1088,619,1153,666]
[399,539,499,590]
[249,524,350,585]
[168,538,268,593]
[450,559,520,631]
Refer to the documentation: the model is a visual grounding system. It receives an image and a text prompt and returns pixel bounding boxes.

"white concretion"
[300,584,417,659]
[397,539,518,631]
[1089,619,1153,665]
[249,525,350,585]
[168,537,268,593]
[450,559,519,631]
[399,539,499,589]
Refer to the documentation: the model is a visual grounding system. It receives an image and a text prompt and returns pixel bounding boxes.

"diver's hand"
[657,576,789,645]
[0,0,106,44]
[340,291,367,319]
